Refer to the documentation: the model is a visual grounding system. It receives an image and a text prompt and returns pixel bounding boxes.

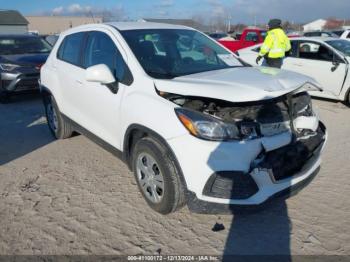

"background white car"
[332,29,350,40]
[238,37,350,104]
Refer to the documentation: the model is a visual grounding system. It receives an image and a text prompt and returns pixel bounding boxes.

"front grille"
[19,78,38,86]
[15,78,39,91]
[203,171,259,199]
[258,124,326,181]
[23,73,40,78]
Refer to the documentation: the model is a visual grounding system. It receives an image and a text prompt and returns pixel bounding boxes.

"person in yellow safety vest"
[256,19,291,68]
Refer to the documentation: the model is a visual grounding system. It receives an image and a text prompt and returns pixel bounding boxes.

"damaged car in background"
[0,34,52,102]
[238,37,350,104]
[40,22,327,214]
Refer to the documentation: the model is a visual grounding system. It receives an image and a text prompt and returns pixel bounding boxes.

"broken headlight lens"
[175,108,240,141]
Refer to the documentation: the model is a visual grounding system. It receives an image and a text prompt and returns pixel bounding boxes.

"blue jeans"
[262,57,283,68]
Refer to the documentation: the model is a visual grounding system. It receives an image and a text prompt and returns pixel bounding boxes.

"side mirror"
[86,64,119,94]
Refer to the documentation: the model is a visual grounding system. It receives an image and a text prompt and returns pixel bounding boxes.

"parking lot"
[0,94,349,256]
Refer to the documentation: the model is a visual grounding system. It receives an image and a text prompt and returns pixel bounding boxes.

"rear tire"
[132,137,186,214]
[44,95,73,139]
[346,90,350,107]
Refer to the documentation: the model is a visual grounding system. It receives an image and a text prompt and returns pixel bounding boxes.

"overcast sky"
[2,0,350,24]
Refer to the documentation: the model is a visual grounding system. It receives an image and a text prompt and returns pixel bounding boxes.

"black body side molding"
[61,114,125,162]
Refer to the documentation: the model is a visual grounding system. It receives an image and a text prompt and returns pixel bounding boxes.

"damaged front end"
[160,88,326,201]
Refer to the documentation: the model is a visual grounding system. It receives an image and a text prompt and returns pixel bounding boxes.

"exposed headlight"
[175,108,240,141]
[292,91,314,117]
[0,63,20,71]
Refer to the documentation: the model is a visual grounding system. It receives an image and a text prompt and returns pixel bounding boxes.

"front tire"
[346,89,350,106]
[132,137,186,214]
[44,95,73,139]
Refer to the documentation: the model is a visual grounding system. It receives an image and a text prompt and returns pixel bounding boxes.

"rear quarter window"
[57,32,85,66]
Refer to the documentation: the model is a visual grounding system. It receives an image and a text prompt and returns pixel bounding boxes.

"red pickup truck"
[218,28,267,52]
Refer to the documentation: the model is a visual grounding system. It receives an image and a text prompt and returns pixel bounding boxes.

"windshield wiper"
[147,70,179,79]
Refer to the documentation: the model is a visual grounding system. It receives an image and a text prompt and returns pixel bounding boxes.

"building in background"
[304,18,350,31]
[303,19,327,31]
[0,10,28,34]
[140,18,208,32]
[25,16,103,35]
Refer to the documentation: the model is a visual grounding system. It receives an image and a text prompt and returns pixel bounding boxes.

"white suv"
[41,22,327,214]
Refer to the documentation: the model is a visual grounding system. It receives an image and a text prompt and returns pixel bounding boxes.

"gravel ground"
[0,94,349,256]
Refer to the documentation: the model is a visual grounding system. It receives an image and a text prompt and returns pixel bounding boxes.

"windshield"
[327,32,340,38]
[0,36,52,55]
[121,29,243,79]
[332,30,344,37]
[326,40,350,56]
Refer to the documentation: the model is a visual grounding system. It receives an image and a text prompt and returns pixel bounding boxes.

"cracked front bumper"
[168,120,327,213]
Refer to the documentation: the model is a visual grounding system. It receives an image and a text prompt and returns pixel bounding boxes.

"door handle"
[292,63,303,67]
[75,80,83,85]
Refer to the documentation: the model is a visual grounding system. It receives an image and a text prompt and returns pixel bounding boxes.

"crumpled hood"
[155,67,321,102]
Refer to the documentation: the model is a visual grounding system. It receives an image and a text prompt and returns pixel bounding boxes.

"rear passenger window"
[57,32,85,66]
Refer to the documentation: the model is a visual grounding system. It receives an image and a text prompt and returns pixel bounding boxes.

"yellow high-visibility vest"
[259,28,291,58]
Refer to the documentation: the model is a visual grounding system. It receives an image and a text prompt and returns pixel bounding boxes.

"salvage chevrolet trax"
[40,23,327,214]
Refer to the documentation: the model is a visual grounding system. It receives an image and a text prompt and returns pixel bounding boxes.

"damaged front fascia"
[157,86,314,139]
[253,123,326,182]
[157,85,325,182]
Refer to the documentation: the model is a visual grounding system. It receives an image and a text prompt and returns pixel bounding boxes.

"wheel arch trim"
[123,124,189,193]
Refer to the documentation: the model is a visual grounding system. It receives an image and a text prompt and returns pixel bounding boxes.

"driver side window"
[83,31,125,81]
[298,41,333,62]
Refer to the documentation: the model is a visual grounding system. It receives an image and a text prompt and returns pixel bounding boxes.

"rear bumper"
[1,72,40,93]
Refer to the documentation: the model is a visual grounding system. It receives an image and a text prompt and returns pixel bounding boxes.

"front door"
[283,40,346,99]
[78,30,130,149]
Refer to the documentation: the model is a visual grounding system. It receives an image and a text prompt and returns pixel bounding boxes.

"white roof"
[241,37,341,52]
[249,37,340,47]
[291,36,340,42]
[106,22,191,31]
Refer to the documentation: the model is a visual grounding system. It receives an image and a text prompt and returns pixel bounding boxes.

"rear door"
[282,40,347,98]
[55,32,86,121]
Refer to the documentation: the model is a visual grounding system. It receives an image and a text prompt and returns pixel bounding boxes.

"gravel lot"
[0,94,349,256]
